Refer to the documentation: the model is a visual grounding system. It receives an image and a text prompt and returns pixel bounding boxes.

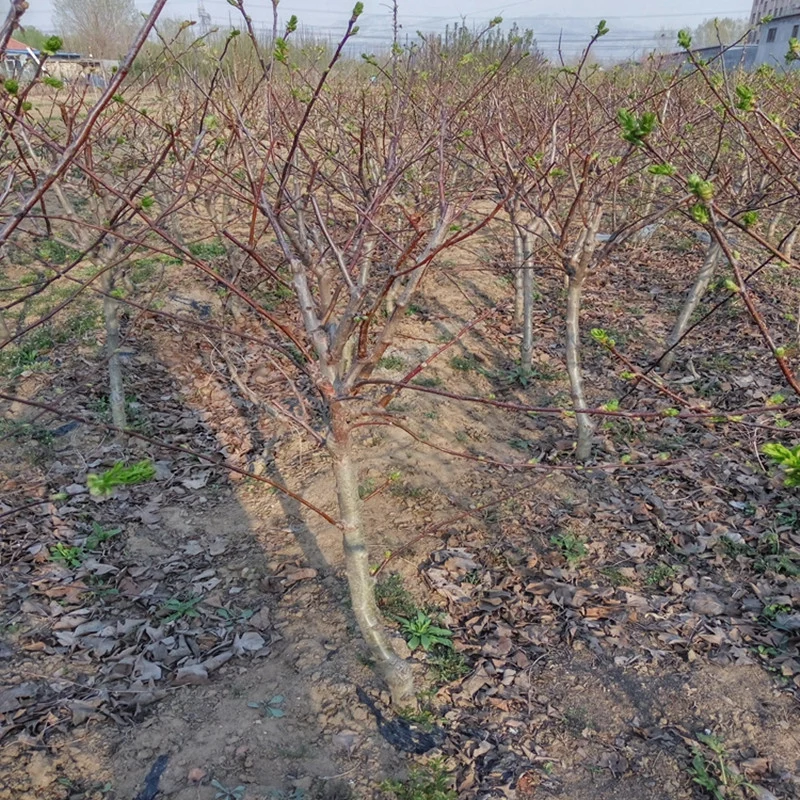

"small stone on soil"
[187,767,206,783]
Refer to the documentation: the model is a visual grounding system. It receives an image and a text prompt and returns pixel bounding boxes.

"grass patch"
[188,239,227,259]
[412,375,442,388]
[450,354,480,372]
[254,281,294,311]
[375,573,418,620]
[645,563,677,587]
[429,648,469,684]
[0,308,100,378]
[379,355,406,371]
[381,758,456,800]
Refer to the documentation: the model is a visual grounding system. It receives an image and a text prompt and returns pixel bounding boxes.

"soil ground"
[1,226,799,800]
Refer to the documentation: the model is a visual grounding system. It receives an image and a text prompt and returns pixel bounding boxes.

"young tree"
[53,0,140,57]
[159,10,523,704]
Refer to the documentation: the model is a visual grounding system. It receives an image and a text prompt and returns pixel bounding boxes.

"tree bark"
[521,229,534,371]
[513,222,524,327]
[329,402,415,707]
[101,269,127,432]
[565,269,593,461]
[660,241,721,372]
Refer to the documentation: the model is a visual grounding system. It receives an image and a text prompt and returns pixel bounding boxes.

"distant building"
[756,11,800,65]
[658,12,800,71]
[2,36,111,85]
[655,44,757,71]
[750,0,800,31]
[2,36,37,78]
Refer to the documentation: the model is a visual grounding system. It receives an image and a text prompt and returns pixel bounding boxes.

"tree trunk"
[768,210,784,243]
[101,270,127,432]
[521,229,534,371]
[513,223,524,326]
[783,225,798,261]
[565,269,593,461]
[329,403,415,707]
[660,241,721,372]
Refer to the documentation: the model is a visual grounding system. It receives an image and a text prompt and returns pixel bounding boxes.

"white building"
[750,0,800,42]
[750,0,800,26]
[754,11,800,64]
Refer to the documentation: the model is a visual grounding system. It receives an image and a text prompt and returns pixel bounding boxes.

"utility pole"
[198,1,211,36]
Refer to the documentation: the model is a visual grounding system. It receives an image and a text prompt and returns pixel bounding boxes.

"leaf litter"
[1,248,800,799]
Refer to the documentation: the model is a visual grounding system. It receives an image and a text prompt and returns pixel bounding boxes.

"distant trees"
[52,0,140,57]
[13,25,50,50]
[692,17,749,47]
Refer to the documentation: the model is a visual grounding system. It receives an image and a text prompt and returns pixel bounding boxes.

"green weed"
[211,779,245,800]
[688,732,753,800]
[763,441,800,487]
[645,563,676,586]
[399,611,453,652]
[87,460,156,497]
[412,376,442,388]
[381,758,456,800]
[0,309,101,378]
[491,362,562,387]
[189,239,227,259]
[255,281,294,310]
[50,543,83,568]
[449,354,479,372]
[160,595,203,622]
[397,706,437,731]
[376,573,419,620]
[35,238,81,265]
[429,648,469,684]
[550,531,588,566]
[247,694,285,718]
[379,355,406,371]
[358,477,377,499]
[50,523,121,568]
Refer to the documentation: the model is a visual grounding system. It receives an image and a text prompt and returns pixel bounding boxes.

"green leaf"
[43,35,63,55]
[687,173,714,201]
[741,210,759,228]
[677,29,692,49]
[648,163,676,176]
[87,460,156,497]
[617,108,657,146]
[690,204,711,225]
[734,84,756,111]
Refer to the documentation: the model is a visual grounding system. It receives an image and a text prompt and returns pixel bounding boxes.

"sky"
[10,0,754,57]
